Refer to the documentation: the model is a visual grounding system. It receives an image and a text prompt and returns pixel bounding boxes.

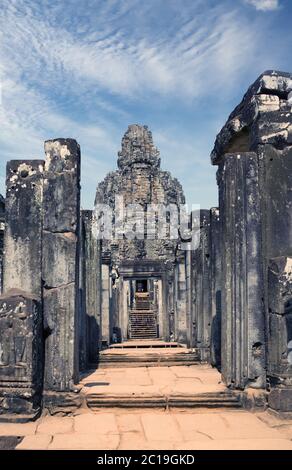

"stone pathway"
[0,365,292,450]
[0,409,291,450]
[80,364,226,397]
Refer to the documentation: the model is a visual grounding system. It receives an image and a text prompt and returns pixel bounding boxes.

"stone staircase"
[85,390,242,410]
[97,341,199,368]
[80,349,242,410]
[129,311,157,339]
[72,342,243,411]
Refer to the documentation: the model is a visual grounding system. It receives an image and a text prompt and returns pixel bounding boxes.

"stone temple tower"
[95,125,187,345]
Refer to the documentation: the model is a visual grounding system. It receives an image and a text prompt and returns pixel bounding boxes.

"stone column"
[0,291,43,420]
[185,249,192,347]
[82,210,102,365]
[4,160,44,296]
[157,278,163,338]
[191,211,211,361]
[219,152,265,389]
[0,195,5,295]
[42,139,80,392]
[267,257,292,413]
[101,261,111,346]
[209,207,221,367]
[121,278,129,341]
[0,160,44,419]
[175,253,188,345]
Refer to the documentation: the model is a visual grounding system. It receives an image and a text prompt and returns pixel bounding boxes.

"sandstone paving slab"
[176,438,292,450]
[175,411,286,441]
[16,434,52,450]
[218,411,285,439]
[174,377,206,385]
[116,414,144,433]
[174,413,227,440]
[170,366,220,380]
[93,375,151,387]
[111,369,152,386]
[36,416,74,435]
[256,410,292,439]
[169,382,225,396]
[80,371,107,383]
[49,433,119,450]
[141,413,183,442]
[84,384,164,397]
[74,413,119,435]
[125,367,149,374]
[148,367,177,384]
[0,422,37,436]
[118,434,175,450]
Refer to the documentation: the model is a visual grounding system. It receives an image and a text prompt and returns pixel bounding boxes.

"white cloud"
[0,0,287,209]
[0,0,263,101]
[245,0,279,11]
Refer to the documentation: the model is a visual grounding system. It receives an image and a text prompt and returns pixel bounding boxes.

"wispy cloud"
[0,0,264,101]
[244,0,279,11]
[0,0,290,209]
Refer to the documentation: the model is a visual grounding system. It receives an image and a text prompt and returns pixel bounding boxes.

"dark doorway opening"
[136,279,148,293]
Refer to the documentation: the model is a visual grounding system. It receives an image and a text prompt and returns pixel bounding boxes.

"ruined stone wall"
[0,195,5,294]
[211,71,292,406]
[0,139,86,417]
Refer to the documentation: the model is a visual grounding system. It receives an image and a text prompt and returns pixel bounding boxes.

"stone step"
[129,310,158,340]
[108,341,183,349]
[97,352,200,368]
[85,391,242,410]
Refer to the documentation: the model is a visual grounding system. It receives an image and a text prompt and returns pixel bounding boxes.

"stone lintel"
[211,70,292,165]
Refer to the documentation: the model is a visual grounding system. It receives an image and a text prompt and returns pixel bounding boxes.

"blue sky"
[0,0,291,209]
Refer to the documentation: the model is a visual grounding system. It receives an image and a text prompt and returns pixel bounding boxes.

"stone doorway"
[128,278,158,340]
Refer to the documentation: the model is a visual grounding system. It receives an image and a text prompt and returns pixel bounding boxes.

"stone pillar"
[0,160,44,419]
[42,139,80,392]
[209,207,221,367]
[78,212,87,372]
[0,195,5,294]
[82,210,102,365]
[185,250,192,347]
[219,152,265,389]
[267,257,292,413]
[4,161,44,296]
[101,261,111,346]
[121,278,129,341]
[191,210,211,361]
[0,291,43,420]
[175,253,188,345]
[157,278,163,338]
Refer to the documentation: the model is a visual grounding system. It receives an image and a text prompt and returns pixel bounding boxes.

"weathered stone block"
[43,139,80,392]
[78,210,102,369]
[259,145,292,260]
[268,388,292,413]
[219,152,265,389]
[43,284,77,391]
[43,139,80,233]
[268,257,292,383]
[191,210,211,361]
[4,160,44,297]
[42,231,77,288]
[0,290,43,418]
[209,207,221,367]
